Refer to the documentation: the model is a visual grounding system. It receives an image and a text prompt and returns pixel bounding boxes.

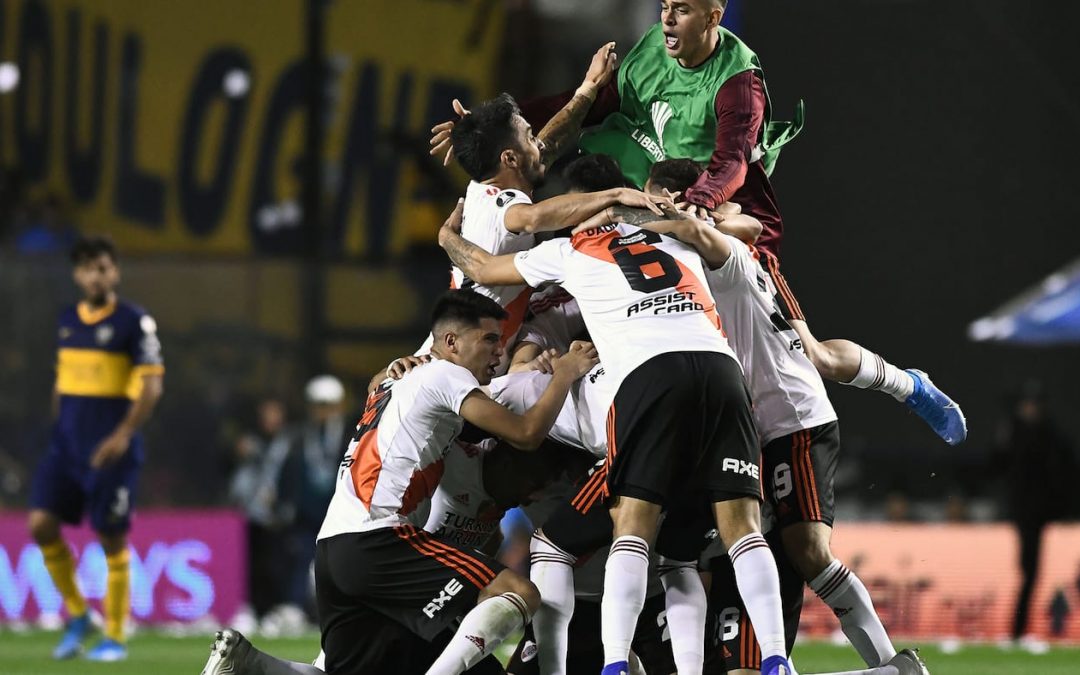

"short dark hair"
[647,158,704,195]
[70,235,117,266]
[431,290,508,333]
[563,154,629,192]
[450,93,522,181]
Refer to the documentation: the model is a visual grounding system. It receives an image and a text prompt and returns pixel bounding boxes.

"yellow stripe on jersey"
[56,348,134,398]
[126,364,165,400]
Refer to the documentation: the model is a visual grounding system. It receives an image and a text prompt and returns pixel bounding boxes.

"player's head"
[644,158,703,196]
[430,290,508,384]
[483,440,589,509]
[660,1,725,64]
[562,153,629,193]
[70,235,120,305]
[451,93,545,186]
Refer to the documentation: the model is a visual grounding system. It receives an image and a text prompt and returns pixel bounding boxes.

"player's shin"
[657,557,707,675]
[529,534,576,675]
[810,560,897,666]
[728,533,787,662]
[600,535,650,671]
[103,547,130,642]
[426,592,532,675]
[40,540,89,618]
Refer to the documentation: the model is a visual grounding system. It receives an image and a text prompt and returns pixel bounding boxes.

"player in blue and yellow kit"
[27,236,164,661]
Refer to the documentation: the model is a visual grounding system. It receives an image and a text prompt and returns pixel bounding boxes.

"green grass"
[0,629,1077,674]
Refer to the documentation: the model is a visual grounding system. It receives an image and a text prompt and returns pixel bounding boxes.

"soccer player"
[438,215,792,675]
[206,290,597,675]
[431,0,966,446]
[28,235,164,661]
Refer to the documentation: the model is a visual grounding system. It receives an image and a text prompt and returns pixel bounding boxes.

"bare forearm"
[510,189,619,234]
[116,376,163,435]
[675,220,732,268]
[539,87,596,167]
[606,205,690,227]
[440,228,493,279]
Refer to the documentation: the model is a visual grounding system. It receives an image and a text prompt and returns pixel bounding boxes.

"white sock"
[529,533,577,675]
[247,648,325,674]
[813,667,900,675]
[601,536,650,666]
[810,560,897,666]
[842,348,914,401]
[657,557,706,675]
[728,533,787,661]
[425,592,530,675]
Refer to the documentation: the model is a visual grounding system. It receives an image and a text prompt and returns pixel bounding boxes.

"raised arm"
[503,187,665,235]
[536,42,618,167]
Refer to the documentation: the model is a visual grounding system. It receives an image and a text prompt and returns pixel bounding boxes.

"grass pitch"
[0,629,1077,674]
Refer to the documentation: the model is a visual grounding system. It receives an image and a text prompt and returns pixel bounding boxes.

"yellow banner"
[0,0,502,255]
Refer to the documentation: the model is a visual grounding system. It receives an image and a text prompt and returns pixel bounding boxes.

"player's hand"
[582,42,617,91]
[677,202,712,220]
[713,201,742,216]
[429,99,470,166]
[387,354,432,380]
[613,187,672,216]
[438,198,465,246]
[570,207,615,236]
[90,429,133,469]
[553,341,600,380]
[524,348,559,375]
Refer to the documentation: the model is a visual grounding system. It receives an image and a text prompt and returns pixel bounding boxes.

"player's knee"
[27,510,59,545]
[485,570,541,616]
[792,543,834,581]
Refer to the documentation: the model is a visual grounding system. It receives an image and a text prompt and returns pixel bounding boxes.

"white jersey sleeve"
[513,238,570,287]
[519,286,585,354]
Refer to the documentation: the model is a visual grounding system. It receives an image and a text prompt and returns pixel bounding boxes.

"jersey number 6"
[609,230,683,293]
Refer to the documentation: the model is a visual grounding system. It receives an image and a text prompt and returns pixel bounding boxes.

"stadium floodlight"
[0,62,19,94]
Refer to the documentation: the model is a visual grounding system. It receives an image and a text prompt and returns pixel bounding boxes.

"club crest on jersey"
[721,458,760,479]
[95,324,114,345]
[422,578,464,618]
[496,191,518,208]
[58,327,72,340]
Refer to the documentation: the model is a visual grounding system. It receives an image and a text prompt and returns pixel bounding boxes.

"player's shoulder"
[115,299,158,331]
[411,357,480,388]
[466,180,531,210]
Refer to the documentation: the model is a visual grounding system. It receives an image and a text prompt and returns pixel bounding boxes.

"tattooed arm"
[539,41,617,167]
[439,220,527,287]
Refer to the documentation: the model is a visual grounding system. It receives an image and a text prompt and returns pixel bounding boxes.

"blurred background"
[1,0,1079,654]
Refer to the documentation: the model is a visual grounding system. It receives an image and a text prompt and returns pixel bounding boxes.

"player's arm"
[537,42,617,167]
[712,209,762,244]
[591,205,734,268]
[503,187,667,235]
[508,341,549,373]
[91,373,163,469]
[459,342,598,450]
[683,71,766,212]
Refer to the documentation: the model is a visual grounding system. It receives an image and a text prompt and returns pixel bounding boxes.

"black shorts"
[315,524,506,673]
[540,459,615,560]
[703,528,804,674]
[760,252,806,323]
[606,351,762,505]
[505,593,675,675]
[763,422,840,528]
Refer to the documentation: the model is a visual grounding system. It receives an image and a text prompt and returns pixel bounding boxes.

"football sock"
[601,536,650,667]
[529,534,576,675]
[426,592,530,675]
[842,348,914,401]
[813,667,901,675]
[657,556,707,675]
[729,533,786,661]
[810,560,897,666]
[40,540,88,619]
[104,548,130,642]
[248,652,324,674]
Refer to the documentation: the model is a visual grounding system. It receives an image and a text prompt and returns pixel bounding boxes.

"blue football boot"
[905,369,967,445]
[52,614,92,660]
[85,637,127,662]
[762,655,796,675]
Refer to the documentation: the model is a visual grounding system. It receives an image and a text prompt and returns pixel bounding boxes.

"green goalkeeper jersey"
[580,23,803,188]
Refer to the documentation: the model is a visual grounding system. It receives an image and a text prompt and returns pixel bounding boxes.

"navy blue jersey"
[53,298,164,456]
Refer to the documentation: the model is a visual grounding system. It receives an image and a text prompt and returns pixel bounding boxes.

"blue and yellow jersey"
[53,298,164,455]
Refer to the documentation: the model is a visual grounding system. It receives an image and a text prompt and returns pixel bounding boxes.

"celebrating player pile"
[203,1,960,674]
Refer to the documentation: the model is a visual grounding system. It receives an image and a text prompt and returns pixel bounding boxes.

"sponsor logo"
[465,634,486,652]
[422,578,464,619]
[520,640,538,662]
[95,324,114,345]
[833,607,852,618]
[140,315,158,334]
[650,101,674,147]
[588,367,605,384]
[721,458,760,479]
[58,327,73,340]
[789,338,804,353]
[453,493,470,505]
[626,291,703,318]
[631,128,666,163]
